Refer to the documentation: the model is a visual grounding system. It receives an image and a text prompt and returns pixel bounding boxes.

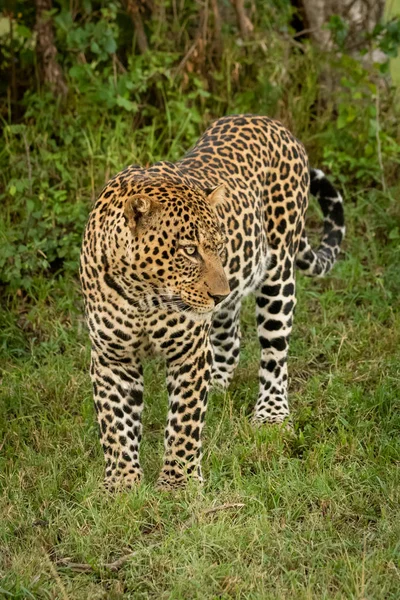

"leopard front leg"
[157,342,213,490]
[253,250,296,425]
[210,303,241,390]
[90,351,144,490]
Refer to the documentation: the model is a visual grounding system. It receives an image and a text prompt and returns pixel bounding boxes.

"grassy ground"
[1,161,400,597]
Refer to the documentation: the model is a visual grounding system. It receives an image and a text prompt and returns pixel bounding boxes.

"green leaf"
[103,35,117,55]
[116,96,138,112]
[91,41,101,54]
[26,199,35,213]
[337,114,347,129]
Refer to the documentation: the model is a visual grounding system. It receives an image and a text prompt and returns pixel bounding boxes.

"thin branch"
[0,433,8,453]
[292,26,321,39]
[174,40,199,76]
[231,0,254,40]
[113,53,127,74]
[22,132,32,196]
[9,12,17,105]
[55,559,93,573]
[173,2,209,77]
[203,503,245,516]
[202,0,209,43]
[56,543,161,573]
[22,130,33,244]
[181,502,246,530]
[210,0,222,55]
[125,0,149,54]
[54,504,245,573]
[375,86,387,194]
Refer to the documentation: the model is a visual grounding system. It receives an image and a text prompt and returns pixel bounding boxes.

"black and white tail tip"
[296,168,345,277]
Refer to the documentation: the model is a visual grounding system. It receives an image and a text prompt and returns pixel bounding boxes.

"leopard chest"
[88,292,211,363]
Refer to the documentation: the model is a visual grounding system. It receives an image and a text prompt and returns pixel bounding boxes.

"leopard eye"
[217,242,226,255]
[182,245,197,257]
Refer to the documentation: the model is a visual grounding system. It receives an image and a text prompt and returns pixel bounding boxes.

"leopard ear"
[124,195,154,231]
[205,184,226,208]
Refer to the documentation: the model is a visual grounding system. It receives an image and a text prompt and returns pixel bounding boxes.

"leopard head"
[124,179,230,314]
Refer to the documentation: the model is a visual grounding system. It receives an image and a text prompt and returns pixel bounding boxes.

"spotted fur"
[80,115,345,490]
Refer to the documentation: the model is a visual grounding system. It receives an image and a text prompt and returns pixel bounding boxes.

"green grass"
[0,179,399,599]
[1,4,399,595]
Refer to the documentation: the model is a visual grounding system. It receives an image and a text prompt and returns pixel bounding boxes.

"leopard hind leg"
[252,248,296,425]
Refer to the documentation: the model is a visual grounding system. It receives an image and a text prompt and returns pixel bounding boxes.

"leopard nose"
[209,292,228,306]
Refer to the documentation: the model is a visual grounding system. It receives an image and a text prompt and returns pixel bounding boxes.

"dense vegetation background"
[0,1,399,598]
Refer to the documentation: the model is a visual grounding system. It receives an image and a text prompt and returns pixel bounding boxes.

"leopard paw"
[104,469,143,492]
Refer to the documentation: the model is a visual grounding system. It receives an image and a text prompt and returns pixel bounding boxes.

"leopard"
[80,114,345,491]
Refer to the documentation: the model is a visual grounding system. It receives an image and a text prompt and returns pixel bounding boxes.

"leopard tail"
[296,168,345,277]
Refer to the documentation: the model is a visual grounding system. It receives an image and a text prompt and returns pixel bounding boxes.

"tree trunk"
[300,0,385,52]
[231,0,254,40]
[125,0,149,54]
[35,0,67,96]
